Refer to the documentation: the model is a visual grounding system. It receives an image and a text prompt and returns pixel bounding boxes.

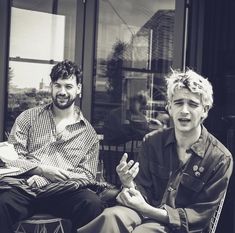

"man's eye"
[54,84,60,88]
[189,103,199,108]
[174,102,182,106]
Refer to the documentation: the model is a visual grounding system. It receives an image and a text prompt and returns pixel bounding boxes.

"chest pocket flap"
[181,173,205,192]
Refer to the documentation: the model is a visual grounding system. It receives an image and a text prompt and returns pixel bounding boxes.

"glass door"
[92,0,179,139]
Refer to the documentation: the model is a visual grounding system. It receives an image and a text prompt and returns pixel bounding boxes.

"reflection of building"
[124,10,174,118]
[127,10,174,73]
[39,78,50,92]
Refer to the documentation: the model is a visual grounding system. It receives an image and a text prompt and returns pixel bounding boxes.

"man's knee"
[78,190,103,212]
[102,206,123,218]
[101,206,141,224]
[0,191,12,210]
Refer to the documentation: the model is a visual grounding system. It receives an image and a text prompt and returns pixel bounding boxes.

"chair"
[207,192,226,233]
[15,214,65,233]
[99,138,142,186]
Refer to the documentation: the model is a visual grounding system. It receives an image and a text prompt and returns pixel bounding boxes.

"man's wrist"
[122,181,136,189]
[30,165,43,176]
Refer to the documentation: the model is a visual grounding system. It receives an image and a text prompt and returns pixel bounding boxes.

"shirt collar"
[190,125,208,158]
[43,103,86,125]
[164,125,208,158]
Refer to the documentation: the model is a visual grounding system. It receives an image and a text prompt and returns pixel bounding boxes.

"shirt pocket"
[181,173,205,192]
[177,173,205,205]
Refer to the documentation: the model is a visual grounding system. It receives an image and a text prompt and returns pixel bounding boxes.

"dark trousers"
[0,187,104,233]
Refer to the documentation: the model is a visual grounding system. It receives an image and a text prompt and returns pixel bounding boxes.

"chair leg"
[15,219,65,233]
[54,220,65,233]
[15,223,27,233]
[34,224,47,233]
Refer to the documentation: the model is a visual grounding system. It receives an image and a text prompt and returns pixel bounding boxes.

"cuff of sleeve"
[162,204,181,227]
[161,204,188,232]
[9,159,38,171]
[34,176,51,188]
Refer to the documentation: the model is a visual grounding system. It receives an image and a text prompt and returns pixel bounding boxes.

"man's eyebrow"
[188,100,200,105]
[173,99,200,104]
[173,99,184,103]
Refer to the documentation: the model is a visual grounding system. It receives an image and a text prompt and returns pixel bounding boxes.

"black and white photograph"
[0,0,234,233]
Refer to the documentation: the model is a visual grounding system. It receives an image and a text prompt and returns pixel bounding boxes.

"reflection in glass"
[6,62,53,133]
[93,0,175,137]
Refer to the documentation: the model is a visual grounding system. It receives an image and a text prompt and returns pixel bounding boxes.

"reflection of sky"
[9,7,66,89]
[98,0,175,58]
[10,7,65,61]
[101,0,174,27]
[9,61,53,89]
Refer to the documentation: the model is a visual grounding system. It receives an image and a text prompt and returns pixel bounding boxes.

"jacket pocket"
[181,173,205,192]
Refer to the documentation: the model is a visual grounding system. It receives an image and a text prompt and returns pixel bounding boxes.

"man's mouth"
[178,118,191,123]
[57,96,68,102]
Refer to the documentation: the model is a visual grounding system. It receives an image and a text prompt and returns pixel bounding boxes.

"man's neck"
[52,104,76,119]
[175,126,202,150]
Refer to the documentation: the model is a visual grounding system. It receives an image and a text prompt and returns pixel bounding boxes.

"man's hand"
[26,175,39,188]
[116,188,147,212]
[116,153,139,188]
[33,165,70,182]
[117,188,169,223]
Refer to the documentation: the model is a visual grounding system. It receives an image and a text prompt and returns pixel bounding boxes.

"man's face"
[51,75,81,109]
[167,88,208,134]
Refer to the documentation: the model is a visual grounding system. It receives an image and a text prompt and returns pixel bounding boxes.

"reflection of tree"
[6,91,51,133]
[8,67,14,89]
[106,40,128,103]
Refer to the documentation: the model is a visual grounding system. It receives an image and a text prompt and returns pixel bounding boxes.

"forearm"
[139,203,169,224]
[29,164,95,182]
[28,165,43,176]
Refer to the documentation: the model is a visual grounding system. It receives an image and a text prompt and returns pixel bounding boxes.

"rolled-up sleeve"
[7,110,38,172]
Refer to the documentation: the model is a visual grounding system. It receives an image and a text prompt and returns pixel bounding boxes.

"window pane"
[7,61,52,132]
[10,8,65,61]
[5,0,80,134]
[93,0,175,143]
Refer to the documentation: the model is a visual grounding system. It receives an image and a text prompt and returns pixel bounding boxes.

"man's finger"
[120,153,128,163]
[27,177,35,186]
[116,161,126,172]
[127,162,139,175]
[131,166,139,178]
[128,187,140,195]
[59,170,70,179]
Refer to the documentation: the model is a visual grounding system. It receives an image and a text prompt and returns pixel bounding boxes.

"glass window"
[93,0,175,143]
[6,0,81,134]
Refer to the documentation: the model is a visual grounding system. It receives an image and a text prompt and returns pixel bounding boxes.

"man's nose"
[181,104,189,114]
[58,86,67,95]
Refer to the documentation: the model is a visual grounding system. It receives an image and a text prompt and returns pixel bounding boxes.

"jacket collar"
[164,125,208,158]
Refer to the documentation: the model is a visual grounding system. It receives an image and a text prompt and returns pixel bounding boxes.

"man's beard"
[52,95,76,109]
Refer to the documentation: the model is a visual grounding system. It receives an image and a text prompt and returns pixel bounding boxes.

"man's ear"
[77,83,82,97]
[165,102,172,116]
[201,106,209,122]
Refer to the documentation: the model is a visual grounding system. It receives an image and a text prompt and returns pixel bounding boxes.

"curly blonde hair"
[166,68,213,110]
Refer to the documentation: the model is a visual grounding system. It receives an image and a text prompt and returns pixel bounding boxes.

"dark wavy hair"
[50,60,82,84]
